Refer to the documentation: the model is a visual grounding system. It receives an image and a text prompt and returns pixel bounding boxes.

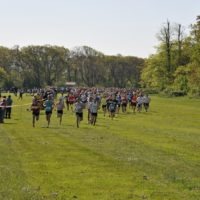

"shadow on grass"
[41,126,69,129]
[1,122,18,125]
[94,124,109,128]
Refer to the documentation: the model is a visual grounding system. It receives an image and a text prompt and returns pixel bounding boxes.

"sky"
[0,0,199,58]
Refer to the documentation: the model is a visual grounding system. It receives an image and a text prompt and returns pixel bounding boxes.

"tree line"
[141,15,200,96]
[0,45,144,89]
[1,15,200,96]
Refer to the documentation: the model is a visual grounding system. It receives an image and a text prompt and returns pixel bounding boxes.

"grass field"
[0,94,200,200]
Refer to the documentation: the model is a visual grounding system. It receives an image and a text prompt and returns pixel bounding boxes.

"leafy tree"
[141,54,168,90]
[142,17,200,96]
[186,16,200,95]
[173,66,190,92]
[0,67,7,87]
[0,45,144,88]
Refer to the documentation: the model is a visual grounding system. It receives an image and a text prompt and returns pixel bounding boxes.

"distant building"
[66,82,76,87]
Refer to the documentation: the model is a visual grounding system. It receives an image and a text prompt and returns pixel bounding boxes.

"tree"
[141,54,168,90]
[158,20,173,74]
[0,67,7,87]
[69,46,104,86]
[187,15,200,95]
[0,44,144,88]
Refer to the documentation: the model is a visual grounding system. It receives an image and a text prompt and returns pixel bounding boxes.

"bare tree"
[158,20,173,73]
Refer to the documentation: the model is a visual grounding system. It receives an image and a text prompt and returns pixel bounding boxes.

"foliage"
[142,16,200,96]
[0,45,144,88]
[141,54,169,90]
[0,67,8,87]
[173,65,190,92]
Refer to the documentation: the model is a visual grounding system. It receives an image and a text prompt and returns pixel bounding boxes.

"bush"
[188,87,200,97]
[142,88,160,94]
[161,88,187,97]
[171,91,187,96]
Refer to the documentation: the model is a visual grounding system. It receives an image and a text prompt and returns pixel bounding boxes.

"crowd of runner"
[0,87,151,127]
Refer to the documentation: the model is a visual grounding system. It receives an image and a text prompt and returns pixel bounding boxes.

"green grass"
[0,94,200,200]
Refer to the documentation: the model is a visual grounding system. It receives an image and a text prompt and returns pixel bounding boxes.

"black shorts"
[137,104,142,108]
[143,103,149,107]
[33,112,40,116]
[131,102,137,107]
[57,110,63,114]
[91,112,97,117]
[45,111,52,115]
[76,112,83,118]
[102,105,106,109]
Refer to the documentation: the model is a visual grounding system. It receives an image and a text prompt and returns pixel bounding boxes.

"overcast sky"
[0,0,199,58]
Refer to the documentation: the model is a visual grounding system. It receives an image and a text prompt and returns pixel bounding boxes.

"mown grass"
[0,94,200,200]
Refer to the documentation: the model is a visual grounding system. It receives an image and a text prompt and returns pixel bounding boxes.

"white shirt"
[136,96,143,105]
[142,96,151,104]
[90,102,98,113]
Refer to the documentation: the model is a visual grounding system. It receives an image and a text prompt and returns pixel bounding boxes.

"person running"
[43,95,54,128]
[74,98,84,128]
[56,96,65,125]
[31,96,40,127]
[143,94,151,112]
[65,92,70,111]
[87,96,93,124]
[80,93,87,108]
[106,95,113,116]
[68,93,76,111]
[115,94,121,114]
[108,98,117,120]
[96,93,101,110]
[127,92,132,108]
[130,93,137,113]
[136,94,143,112]
[90,98,98,125]
[121,95,128,113]
[101,96,107,116]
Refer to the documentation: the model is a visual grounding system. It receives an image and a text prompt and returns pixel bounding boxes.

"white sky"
[0,0,199,58]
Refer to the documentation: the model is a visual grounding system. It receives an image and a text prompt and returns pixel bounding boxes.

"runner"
[68,93,76,111]
[115,94,121,114]
[121,94,128,113]
[130,93,137,113]
[31,96,40,127]
[106,95,113,116]
[65,92,70,111]
[74,98,84,128]
[90,98,98,125]
[87,96,93,124]
[108,98,117,120]
[101,95,107,116]
[143,94,151,112]
[56,96,65,125]
[43,95,54,128]
[136,94,143,112]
